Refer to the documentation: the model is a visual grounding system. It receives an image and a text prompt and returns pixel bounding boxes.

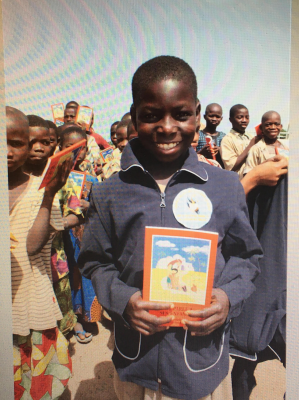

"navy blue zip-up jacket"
[78,139,262,400]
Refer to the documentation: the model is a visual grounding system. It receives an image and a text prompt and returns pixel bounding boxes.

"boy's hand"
[249,135,262,148]
[182,288,229,336]
[80,199,90,212]
[45,158,73,196]
[257,154,288,186]
[124,291,174,336]
[198,144,215,159]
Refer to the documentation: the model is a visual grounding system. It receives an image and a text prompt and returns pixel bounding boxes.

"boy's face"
[191,131,199,150]
[61,132,87,166]
[204,106,223,127]
[127,124,138,141]
[262,113,282,141]
[7,119,29,173]
[49,127,58,154]
[230,108,249,134]
[132,79,197,163]
[27,127,52,165]
[64,107,77,123]
[116,127,128,152]
[110,124,118,146]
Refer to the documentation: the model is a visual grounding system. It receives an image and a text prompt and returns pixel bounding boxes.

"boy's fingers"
[185,303,220,319]
[141,301,174,311]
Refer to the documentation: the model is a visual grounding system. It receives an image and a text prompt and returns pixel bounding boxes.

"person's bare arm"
[241,155,288,196]
[232,136,261,172]
[27,159,73,256]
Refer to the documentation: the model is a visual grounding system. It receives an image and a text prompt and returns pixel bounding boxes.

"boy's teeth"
[156,142,179,150]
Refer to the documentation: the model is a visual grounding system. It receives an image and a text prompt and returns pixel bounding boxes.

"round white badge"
[173,188,213,229]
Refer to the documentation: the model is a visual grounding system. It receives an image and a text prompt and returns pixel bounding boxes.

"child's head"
[110,121,119,146]
[116,120,129,152]
[26,115,51,166]
[204,103,223,128]
[229,104,249,134]
[66,100,79,109]
[60,126,87,168]
[64,107,77,123]
[127,121,138,141]
[191,131,199,150]
[6,106,30,174]
[261,111,282,142]
[45,120,59,155]
[131,55,198,163]
[121,112,131,121]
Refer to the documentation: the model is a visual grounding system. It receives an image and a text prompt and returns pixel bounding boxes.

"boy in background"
[221,104,260,179]
[197,103,226,166]
[78,56,262,400]
[45,119,59,155]
[110,121,120,147]
[7,106,72,400]
[243,111,288,175]
[23,115,52,177]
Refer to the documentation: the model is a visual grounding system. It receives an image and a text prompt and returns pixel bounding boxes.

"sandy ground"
[60,321,285,400]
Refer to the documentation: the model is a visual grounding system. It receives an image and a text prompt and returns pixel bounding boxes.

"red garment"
[89,127,110,149]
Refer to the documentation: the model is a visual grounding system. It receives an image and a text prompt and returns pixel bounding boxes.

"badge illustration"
[173,188,213,229]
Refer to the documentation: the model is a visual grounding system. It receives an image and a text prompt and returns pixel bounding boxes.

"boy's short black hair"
[27,115,49,129]
[116,120,130,130]
[121,112,131,121]
[45,119,58,135]
[229,104,248,119]
[132,56,197,105]
[60,126,87,146]
[66,101,79,109]
[111,121,120,127]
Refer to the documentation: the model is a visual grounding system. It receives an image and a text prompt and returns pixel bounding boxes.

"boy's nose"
[161,116,175,134]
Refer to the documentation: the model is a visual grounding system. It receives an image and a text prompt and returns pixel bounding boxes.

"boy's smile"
[132,79,197,163]
[230,108,249,134]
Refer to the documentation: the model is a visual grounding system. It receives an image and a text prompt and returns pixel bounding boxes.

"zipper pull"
[160,192,166,208]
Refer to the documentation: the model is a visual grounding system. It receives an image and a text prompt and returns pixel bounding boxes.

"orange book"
[99,146,114,163]
[143,226,218,327]
[275,146,289,159]
[39,139,86,190]
[51,103,65,126]
[76,106,93,130]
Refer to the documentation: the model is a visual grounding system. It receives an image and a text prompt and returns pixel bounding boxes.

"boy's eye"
[10,140,25,148]
[42,140,50,146]
[176,111,191,120]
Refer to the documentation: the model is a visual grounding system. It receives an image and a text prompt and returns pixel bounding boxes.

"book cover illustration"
[275,146,289,159]
[68,170,85,198]
[51,103,65,126]
[143,226,218,327]
[82,175,94,200]
[76,106,93,129]
[39,139,86,190]
[99,146,114,163]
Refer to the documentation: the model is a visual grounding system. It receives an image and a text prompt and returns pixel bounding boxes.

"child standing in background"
[196,103,226,166]
[243,111,289,175]
[7,106,72,400]
[220,104,260,179]
[57,126,102,342]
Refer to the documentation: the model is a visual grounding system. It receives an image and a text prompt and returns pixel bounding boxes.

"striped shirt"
[196,130,226,152]
[10,176,64,336]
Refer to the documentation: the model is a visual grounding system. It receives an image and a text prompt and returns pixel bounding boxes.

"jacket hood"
[120,138,208,182]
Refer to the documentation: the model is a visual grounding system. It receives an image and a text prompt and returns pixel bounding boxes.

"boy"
[64,106,77,123]
[78,56,262,400]
[220,104,260,179]
[23,115,52,176]
[197,103,226,165]
[116,120,130,152]
[110,121,119,147]
[127,121,138,141]
[7,106,72,399]
[243,111,288,175]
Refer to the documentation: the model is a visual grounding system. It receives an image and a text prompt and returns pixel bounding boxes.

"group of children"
[7,55,288,400]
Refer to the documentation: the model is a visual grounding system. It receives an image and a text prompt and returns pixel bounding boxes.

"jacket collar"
[121,138,208,182]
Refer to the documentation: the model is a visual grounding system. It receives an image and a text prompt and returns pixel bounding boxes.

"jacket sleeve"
[77,188,140,326]
[216,178,263,319]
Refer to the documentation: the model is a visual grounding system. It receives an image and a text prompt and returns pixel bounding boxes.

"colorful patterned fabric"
[53,275,77,336]
[196,130,226,152]
[13,327,72,400]
[63,173,102,322]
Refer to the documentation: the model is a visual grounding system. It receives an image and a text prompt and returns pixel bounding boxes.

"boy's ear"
[130,104,137,131]
[195,100,201,116]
